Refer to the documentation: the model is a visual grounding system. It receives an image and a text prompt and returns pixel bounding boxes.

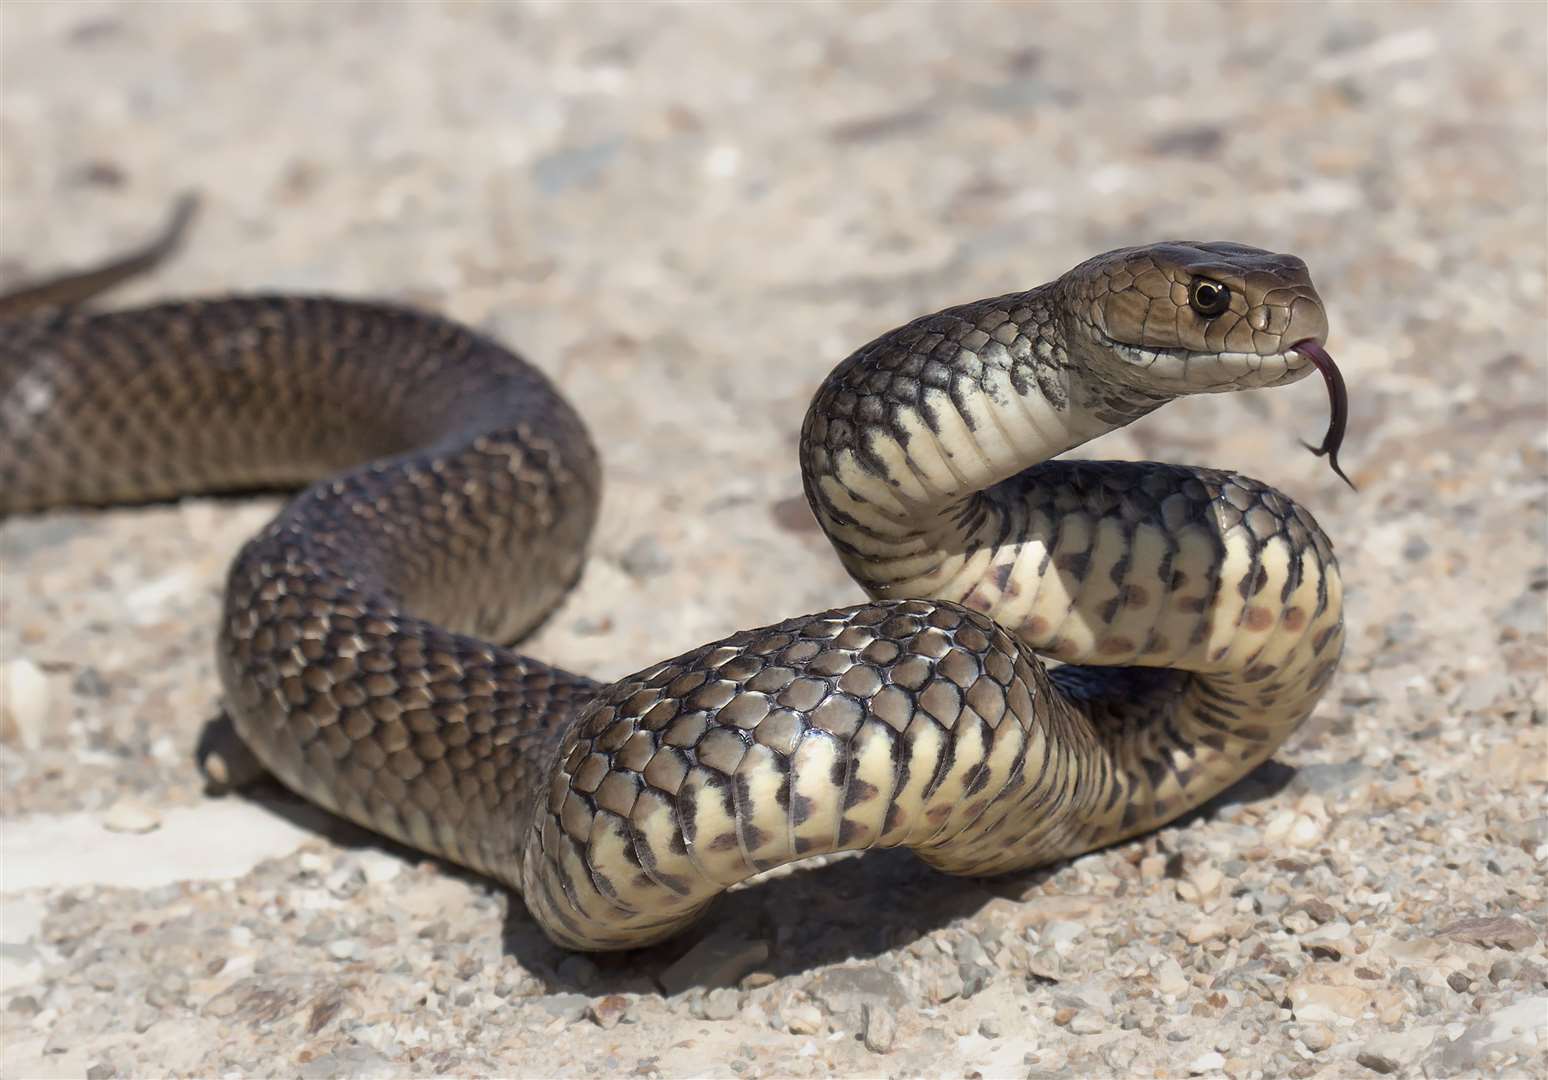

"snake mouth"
[1108,339,1313,389]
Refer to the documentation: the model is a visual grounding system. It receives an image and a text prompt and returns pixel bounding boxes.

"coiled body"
[0,241,1343,950]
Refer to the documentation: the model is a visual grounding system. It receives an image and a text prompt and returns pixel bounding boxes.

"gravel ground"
[2,3,1545,1078]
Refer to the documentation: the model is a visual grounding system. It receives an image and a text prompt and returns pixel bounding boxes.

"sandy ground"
[1,2,1544,1077]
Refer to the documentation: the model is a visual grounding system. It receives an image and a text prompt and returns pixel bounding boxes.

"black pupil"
[1194,281,1226,314]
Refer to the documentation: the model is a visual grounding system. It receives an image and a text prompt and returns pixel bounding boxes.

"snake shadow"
[197,712,1294,993]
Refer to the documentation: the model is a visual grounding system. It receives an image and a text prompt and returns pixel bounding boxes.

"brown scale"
[2,204,1348,951]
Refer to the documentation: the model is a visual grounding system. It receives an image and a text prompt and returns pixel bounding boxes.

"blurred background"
[4,2,1540,657]
[2,3,1544,1077]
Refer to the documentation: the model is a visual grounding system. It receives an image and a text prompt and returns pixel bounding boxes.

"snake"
[0,200,1348,951]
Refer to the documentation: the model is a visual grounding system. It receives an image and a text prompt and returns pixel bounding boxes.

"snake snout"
[1284,295,1329,354]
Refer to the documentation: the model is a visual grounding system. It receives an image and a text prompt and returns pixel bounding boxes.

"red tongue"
[1293,339,1355,491]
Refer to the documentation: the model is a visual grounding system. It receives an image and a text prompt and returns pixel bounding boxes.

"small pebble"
[1438,915,1538,951]
[699,987,740,1021]
[1355,1050,1399,1074]
[1487,957,1534,985]
[1067,1011,1105,1035]
[861,1003,897,1053]
[1300,922,1352,960]
[1041,921,1085,951]
[1299,1023,1334,1053]
[324,866,365,899]
[101,800,162,834]
[1286,982,1369,1022]
[1288,815,1325,847]
[1362,1029,1434,1072]
[1026,947,1061,984]
[1186,918,1226,945]
[1179,865,1224,904]
[588,995,629,1029]
[1154,958,1189,996]
[535,993,590,1024]
[784,1002,825,1035]
[808,963,909,1027]
[1188,1051,1225,1075]
[0,658,53,750]
[931,967,965,1003]
[959,961,993,998]
[1264,810,1297,843]
[1294,898,1340,924]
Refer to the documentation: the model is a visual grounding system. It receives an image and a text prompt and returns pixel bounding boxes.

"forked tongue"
[1293,339,1354,491]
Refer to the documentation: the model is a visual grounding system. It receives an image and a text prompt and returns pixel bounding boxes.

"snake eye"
[1189,278,1231,318]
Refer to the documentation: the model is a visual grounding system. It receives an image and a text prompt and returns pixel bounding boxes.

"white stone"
[1288,815,1325,847]
[703,145,741,179]
[1068,1011,1105,1035]
[101,799,162,834]
[1264,810,1297,843]
[784,1002,825,1035]
[1360,1028,1434,1068]
[357,851,404,885]
[1042,920,1085,954]
[1186,918,1227,945]
[1188,1051,1225,1075]
[1286,981,1369,1023]
[1154,957,1189,996]
[1190,865,1224,902]
[0,658,54,750]
[1299,1023,1334,1052]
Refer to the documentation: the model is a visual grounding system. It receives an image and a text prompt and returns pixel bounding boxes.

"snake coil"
[0,208,1345,950]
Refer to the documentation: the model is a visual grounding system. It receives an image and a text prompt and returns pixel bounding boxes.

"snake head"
[1062,241,1352,487]
[1065,240,1329,394]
